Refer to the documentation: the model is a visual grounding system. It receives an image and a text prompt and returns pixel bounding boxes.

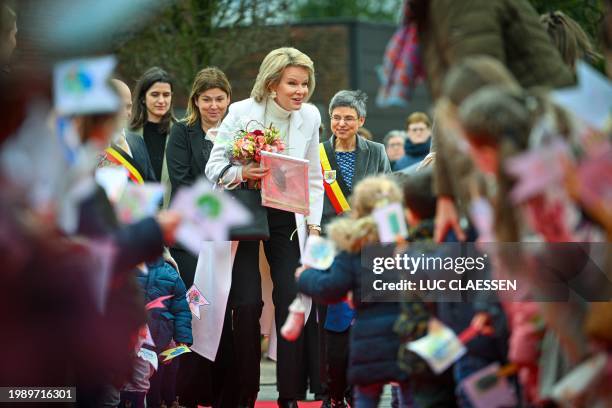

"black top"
[166,121,214,202]
[143,121,167,181]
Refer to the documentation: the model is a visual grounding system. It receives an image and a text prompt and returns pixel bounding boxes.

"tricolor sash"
[319,143,350,215]
[104,145,145,184]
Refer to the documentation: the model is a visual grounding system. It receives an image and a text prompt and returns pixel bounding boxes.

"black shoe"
[277,398,298,408]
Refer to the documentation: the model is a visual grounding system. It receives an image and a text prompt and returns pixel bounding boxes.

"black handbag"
[217,164,270,241]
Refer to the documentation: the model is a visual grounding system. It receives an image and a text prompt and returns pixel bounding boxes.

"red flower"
[252,129,264,136]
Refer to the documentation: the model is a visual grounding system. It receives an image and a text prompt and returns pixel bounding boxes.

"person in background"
[104,79,156,183]
[540,10,601,70]
[383,130,406,170]
[129,67,176,206]
[394,112,432,170]
[318,90,391,408]
[407,0,574,243]
[297,176,410,408]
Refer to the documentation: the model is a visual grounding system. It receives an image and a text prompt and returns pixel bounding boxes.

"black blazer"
[166,121,214,201]
[126,132,156,182]
[321,135,392,230]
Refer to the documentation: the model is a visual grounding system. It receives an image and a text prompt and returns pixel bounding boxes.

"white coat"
[191,97,323,361]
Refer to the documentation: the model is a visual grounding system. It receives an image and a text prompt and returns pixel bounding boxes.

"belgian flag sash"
[319,143,350,215]
[104,145,145,184]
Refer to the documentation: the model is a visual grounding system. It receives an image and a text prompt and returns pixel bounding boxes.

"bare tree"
[114,0,292,98]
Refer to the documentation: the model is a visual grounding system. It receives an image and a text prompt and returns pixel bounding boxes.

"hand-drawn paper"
[551,353,607,403]
[186,284,209,319]
[53,55,120,115]
[301,235,336,270]
[145,295,173,311]
[462,363,518,408]
[95,166,129,204]
[372,202,408,243]
[160,345,192,362]
[576,147,612,211]
[137,347,158,371]
[552,61,612,130]
[261,151,310,215]
[504,140,570,204]
[171,179,251,253]
[115,182,164,223]
[406,319,467,374]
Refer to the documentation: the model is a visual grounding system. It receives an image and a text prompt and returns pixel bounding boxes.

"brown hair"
[327,176,402,252]
[185,67,231,126]
[129,67,176,134]
[405,112,431,129]
[540,11,601,68]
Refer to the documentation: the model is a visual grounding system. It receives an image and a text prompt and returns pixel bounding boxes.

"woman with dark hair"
[129,66,176,207]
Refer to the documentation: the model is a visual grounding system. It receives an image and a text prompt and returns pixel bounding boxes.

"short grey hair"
[383,130,406,147]
[328,90,368,118]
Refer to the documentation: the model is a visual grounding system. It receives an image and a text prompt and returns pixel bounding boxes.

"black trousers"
[147,358,180,408]
[177,241,262,408]
[263,208,306,399]
[325,329,351,401]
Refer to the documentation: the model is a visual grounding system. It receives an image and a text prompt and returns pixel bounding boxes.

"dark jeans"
[147,358,179,408]
[262,208,305,399]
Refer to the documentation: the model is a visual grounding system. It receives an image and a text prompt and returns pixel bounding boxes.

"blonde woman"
[205,47,323,407]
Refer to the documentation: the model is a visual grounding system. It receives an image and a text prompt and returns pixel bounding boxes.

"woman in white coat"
[205,47,324,407]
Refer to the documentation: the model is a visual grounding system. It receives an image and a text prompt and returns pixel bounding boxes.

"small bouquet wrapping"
[226,120,285,164]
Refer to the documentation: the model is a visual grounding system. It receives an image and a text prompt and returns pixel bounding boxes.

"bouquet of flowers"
[228,120,285,164]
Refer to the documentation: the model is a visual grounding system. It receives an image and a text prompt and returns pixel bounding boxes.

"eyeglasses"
[331,116,357,124]
[408,127,428,132]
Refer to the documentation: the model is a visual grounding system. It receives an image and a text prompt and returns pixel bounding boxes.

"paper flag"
[576,147,612,211]
[137,347,158,371]
[95,166,129,204]
[138,324,155,348]
[372,202,408,243]
[462,362,518,408]
[145,295,173,311]
[301,235,336,270]
[504,139,570,204]
[551,352,608,403]
[406,319,466,374]
[170,179,251,254]
[160,345,192,362]
[115,182,164,224]
[53,55,120,115]
[552,61,612,130]
[186,284,209,319]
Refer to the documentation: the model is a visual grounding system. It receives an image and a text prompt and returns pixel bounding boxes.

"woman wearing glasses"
[318,90,391,408]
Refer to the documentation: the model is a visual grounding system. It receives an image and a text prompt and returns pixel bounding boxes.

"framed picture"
[261,151,310,215]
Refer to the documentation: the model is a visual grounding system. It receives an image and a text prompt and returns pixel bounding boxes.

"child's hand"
[295,265,308,280]
[471,312,495,336]
[156,210,182,246]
